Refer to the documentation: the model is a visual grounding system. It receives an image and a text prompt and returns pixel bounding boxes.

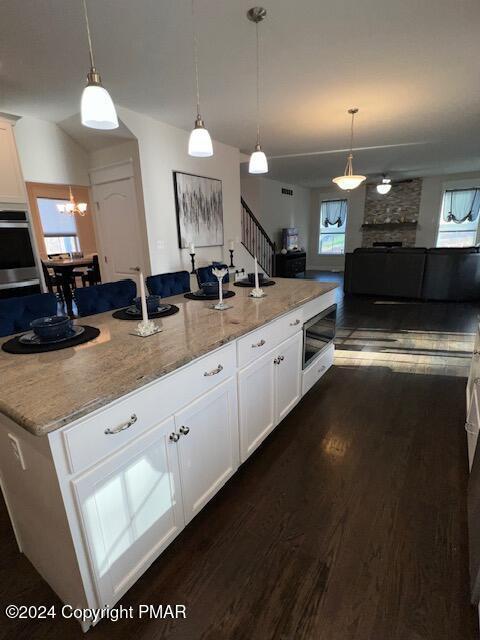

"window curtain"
[322,200,347,228]
[444,189,480,224]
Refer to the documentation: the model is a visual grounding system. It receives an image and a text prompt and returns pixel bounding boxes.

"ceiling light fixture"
[376,175,392,195]
[332,108,366,190]
[188,0,213,157]
[247,7,268,174]
[57,187,88,216]
[80,0,118,130]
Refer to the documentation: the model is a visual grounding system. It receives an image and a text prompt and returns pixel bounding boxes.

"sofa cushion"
[0,292,57,338]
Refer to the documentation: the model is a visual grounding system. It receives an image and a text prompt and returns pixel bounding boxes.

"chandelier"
[57,187,88,216]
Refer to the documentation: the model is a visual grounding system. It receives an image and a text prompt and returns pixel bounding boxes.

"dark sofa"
[344,246,480,301]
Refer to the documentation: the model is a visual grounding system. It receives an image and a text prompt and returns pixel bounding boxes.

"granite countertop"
[0,278,337,436]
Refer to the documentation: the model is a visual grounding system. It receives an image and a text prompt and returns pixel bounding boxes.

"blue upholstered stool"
[0,293,58,338]
[75,279,137,317]
[146,271,191,298]
[196,264,229,289]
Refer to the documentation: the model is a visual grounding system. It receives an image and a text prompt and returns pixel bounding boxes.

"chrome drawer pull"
[474,350,480,357]
[251,339,266,348]
[169,432,180,443]
[279,355,285,361]
[104,414,137,435]
[179,426,190,435]
[290,319,300,326]
[465,422,478,435]
[318,365,326,373]
[204,364,223,377]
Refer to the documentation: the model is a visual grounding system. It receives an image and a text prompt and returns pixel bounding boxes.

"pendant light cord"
[82,0,95,70]
[349,110,355,154]
[255,21,261,145]
[192,0,201,118]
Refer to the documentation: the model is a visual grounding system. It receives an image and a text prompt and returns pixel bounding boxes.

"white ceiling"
[1,0,480,186]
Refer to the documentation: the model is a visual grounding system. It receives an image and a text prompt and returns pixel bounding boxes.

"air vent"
[282,188,293,196]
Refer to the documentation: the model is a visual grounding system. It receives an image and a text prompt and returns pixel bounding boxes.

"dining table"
[44,257,94,317]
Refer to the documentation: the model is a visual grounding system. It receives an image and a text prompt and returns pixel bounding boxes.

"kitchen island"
[0,278,336,629]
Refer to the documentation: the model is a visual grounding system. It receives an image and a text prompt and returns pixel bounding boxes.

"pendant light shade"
[333,108,366,191]
[248,7,268,175]
[80,0,118,130]
[189,0,213,157]
[376,176,392,195]
[249,144,268,174]
[188,117,213,157]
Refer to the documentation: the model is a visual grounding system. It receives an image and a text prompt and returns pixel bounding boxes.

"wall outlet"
[8,434,26,471]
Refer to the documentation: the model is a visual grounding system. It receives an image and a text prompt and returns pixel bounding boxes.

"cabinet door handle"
[290,319,301,326]
[273,357,280,365]
[279,355,284,361]
[475,378,480,385]
[318,365,326,373]
[474,350,480,356]
[465,422,478,435]
[204,364,223,377]
[179,426,190,435]
[169,432,180,442]
[104,414,137,435]
[251,339,266,348]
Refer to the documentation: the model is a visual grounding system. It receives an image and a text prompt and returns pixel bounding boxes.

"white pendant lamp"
[80,0,118,130]
[376,175,392,195]
[188,0,213,157]
[248,7,268,175]
[332,108,366,190]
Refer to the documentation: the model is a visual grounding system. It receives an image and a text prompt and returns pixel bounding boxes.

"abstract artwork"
[173,172,224,248]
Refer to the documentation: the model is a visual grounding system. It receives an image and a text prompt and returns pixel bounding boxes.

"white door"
[91,172,146,282]
[72,416,184,607]
[238,348,276,462]
[274,332,302,424]
[174,379,239,524]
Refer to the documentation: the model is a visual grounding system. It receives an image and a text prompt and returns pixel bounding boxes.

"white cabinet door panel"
[72,416,184,607]
[238,349,276,462]
[175,379,239,523]
[275,332,302,423]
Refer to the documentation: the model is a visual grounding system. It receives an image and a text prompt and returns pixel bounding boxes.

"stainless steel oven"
[303,304,337,369]
[0,210,40,298]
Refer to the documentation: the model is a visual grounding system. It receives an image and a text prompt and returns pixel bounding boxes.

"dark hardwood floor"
[0,275,478,639]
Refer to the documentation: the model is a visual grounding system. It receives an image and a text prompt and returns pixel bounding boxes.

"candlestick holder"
[189,253,196,274]
[212,267,232,310]
[229,249,235,268]
[249,288,266,298]
[131,319,163,337]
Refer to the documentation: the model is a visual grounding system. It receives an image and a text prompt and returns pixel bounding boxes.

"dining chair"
[0,292,58,338]
[41,262,64,302]
[146,270,191,298]
[81,255,102,287]
[196,264,229,289]
[75,279,137,317]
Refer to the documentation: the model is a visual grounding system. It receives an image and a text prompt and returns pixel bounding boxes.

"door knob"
[169,432,180,442]
[179,426,190,435]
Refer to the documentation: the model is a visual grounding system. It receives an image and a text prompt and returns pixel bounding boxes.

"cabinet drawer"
[237,323,279,369]
[302,343,334,396]
[60,342,236,474]
[275,309,304,343]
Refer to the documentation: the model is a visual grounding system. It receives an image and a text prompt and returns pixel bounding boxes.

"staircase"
[241,197,276,277]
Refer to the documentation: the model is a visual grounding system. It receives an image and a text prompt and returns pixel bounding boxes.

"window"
[37,198,80,255]
[319,199,347,254]
[436,188,480,248]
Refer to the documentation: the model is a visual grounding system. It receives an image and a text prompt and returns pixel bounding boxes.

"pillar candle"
[254,257,259,290]
[139,270,148,323]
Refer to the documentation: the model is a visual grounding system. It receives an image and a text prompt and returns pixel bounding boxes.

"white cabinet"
[238,348,276,461]
[238,332,302,462]
[72,416,184,606]
[174,379,239,524]
[275,332,302,423]
[0,119,26,203]
[467,325,480,410]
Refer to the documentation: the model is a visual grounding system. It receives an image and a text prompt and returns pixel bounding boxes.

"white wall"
[13,116,89,185]
[308,185,366,271]
[240,174,311,251]
[118,107,254,276]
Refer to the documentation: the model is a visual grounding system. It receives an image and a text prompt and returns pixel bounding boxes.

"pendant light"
[80,0,118,130]
[57,187,88,216]
[188,0,213,157]
[332,108,366,190]
[376,175,392,195]
[247,7,268,174]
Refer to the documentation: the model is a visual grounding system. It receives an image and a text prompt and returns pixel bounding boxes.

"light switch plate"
[8,434,26,471]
